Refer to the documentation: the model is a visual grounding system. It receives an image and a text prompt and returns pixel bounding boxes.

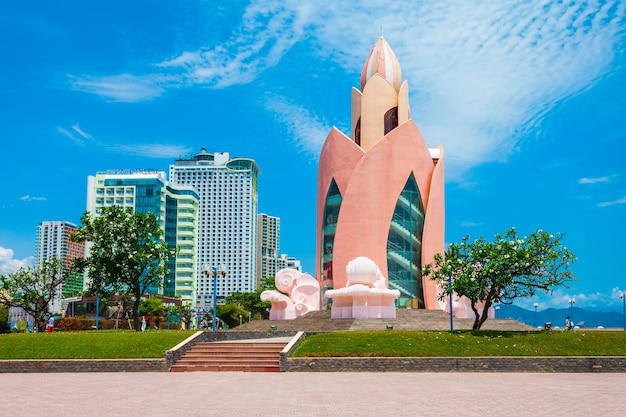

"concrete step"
[171,340,287,373]
[233,308,535,332]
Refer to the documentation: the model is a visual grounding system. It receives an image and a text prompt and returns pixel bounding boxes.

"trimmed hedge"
[54,318,180,331]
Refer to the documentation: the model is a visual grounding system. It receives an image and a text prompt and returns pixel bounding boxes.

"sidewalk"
[2,372,624,417]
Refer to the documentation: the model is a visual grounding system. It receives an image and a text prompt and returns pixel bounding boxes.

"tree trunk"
[132,298,141,331]
[471,300,493,330]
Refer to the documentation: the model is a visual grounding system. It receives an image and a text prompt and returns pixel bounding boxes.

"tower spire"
[360,37,402,92]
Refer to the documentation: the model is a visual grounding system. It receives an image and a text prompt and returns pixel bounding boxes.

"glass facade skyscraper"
[86,170,199,304]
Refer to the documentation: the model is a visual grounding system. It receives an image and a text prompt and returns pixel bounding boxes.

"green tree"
[423,227,576,330]
[0,303,10,333]
[217,303,249,328]
[71,206,175,331]
[0,260,68,332]
[223,276,275,320]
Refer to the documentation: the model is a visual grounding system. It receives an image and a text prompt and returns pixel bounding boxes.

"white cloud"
[263,95,330,156]
[157,1,311,88]
[69,74,167,102]
[460,221,482,228]
[56,126,84,146]
[72,124,93,140]
[0,247,33,275]
[597,196,626,207]
[579,176,611,184]
[19,195,46,202]
[515,287,624,310]
[297,0,626,178]
[68,0,626,176]
[104,144,193,159]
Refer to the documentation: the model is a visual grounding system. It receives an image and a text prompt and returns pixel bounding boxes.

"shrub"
[55,318,94,331]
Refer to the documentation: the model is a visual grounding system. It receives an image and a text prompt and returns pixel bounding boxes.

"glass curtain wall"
[386,174,425,307]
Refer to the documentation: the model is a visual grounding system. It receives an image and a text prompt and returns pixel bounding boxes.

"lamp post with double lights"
[569,298,575,327]
[203,264,226,332]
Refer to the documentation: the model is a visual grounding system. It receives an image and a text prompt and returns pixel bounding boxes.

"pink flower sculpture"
[317,37,445,310]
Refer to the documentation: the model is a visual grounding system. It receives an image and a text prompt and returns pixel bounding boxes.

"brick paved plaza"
[2,372,624,417]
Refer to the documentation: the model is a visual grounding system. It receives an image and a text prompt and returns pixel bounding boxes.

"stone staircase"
[234,309,535,332]
[170,340,288,372]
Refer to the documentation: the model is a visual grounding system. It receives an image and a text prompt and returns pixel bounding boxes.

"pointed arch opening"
[321,179,342,284]
[384,107,398,135]
[386,173,425,307]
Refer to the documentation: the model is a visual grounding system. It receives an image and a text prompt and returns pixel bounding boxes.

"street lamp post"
[203,264,226,332]
[448,268,453,332]
[533,303,539,328]
[569,298,575,326]
[619,293,626,332]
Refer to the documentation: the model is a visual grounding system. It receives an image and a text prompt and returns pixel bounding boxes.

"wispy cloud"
[56,123,191,159]
[68,0,626,176]
[56,126,84,146]
[516,287,625,310]
[72,124,93,140]
[104,144,193,159]
[68,74,167,102]
[263,95,330,156]
[579,176,611,184]
[0,247,33,275]
[19,195,46,202]
[597,196,626,207]
[460,221,482,228]
[156,1,309,88]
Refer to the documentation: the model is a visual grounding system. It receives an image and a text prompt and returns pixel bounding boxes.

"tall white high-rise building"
[36,220,85,313]
[169,148,260,308]
[257,213,280,284]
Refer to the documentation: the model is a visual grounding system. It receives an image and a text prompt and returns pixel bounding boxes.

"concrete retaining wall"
[0,359,168,373]
[281,356,626,372]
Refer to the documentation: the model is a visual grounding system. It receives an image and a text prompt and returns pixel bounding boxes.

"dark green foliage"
[423,228,576,330]
[71,206,176,331]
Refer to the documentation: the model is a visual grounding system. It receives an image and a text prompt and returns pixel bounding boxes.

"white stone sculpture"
[324,257,400,319]
[260,268,321,320]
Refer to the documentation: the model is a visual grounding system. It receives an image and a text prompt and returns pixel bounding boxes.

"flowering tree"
[0,259,68,331]
[422,228,576,330]
[71,206,175,331]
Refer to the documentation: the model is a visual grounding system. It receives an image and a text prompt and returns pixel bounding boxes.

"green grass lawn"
[0,330,196,360]
[2,330,625,360]
[292,330,626,357]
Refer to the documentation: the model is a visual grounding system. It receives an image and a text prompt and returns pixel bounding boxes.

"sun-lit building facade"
[36,220,85,313]
[86,170,199,304]
[169,148,259,308]
[316,37,445,310]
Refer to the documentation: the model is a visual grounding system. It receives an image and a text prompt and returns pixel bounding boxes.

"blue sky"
[1,1,625,312]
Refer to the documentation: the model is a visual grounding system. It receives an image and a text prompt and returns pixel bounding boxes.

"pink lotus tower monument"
[316,37,445,311]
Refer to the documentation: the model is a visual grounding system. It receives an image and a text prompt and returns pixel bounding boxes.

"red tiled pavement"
[1,372,624,416]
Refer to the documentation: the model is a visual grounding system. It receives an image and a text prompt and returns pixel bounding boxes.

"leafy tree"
[222,276,276,321]
[71,206,175,331]
[0,260,68,332]
[140,297,165,317]
[217,303,249,328]
[423,227,576,330]
[0,303,9,333]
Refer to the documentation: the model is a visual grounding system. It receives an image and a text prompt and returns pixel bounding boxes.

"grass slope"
[0,330,196,359]
[293,330,626,357]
